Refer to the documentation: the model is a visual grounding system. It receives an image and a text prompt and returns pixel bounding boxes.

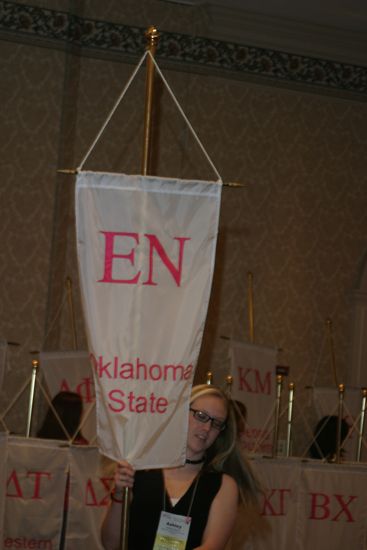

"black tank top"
[128,469,223,550]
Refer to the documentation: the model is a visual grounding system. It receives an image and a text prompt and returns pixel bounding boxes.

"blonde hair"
[190,384,259,505]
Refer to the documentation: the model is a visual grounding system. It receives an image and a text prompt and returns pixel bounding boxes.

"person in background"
[101,384,259,550]
[37,390,88,444]
[309,415,350,462]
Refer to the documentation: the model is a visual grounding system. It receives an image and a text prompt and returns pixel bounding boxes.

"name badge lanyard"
[152,473,201,550]
[163,472,201,520]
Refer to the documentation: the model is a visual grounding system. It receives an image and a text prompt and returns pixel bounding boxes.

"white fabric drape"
[227,457,367,550]
[230,341,277,454]
[76,172,222,467]
[66,446,115,549]
[4,436,69,549]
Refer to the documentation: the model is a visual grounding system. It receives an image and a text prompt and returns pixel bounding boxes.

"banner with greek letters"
[227,458,367,550]
[4,436,69,550]
[76,172,222,467]
[230,341,277,455]
[65,446,115,549]
[298,462,367,549]
[40,350,96,443]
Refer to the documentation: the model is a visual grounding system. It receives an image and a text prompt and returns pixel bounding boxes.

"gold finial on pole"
[336,383,345,464]
[66,277,78,350]
[206,371,213,385]
[225,375,233,395]
[26,359,39,437]
[141,26,160,176]
[285,382,295,457]
[247,272,254,343]
[326,318,338,386]
[356,387,367,462]
[272,374,283,457]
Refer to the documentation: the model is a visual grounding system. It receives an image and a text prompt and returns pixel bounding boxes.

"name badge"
[153,510,191,550]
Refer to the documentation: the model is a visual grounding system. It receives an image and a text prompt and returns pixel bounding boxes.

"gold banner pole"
[272,375,283,458]
[141,26,159,176]
[66,277,78,350]
[326,318,338,386]
[120,26,160,550]
[120,488,131,550]
[206,371,213,385]
[285,382,295,457]
[336,383,345,464]
[247,272,254,343]
[225,375,233,395]
[26,359,39,437]
[356,387,367,462]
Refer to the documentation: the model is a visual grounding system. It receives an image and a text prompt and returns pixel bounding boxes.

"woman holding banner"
[101,384,258,550]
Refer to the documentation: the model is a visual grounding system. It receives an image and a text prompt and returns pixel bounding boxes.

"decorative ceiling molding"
[206,5,367,67]
[1,1,366,99]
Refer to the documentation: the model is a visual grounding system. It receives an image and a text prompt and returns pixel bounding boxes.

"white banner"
[228,458,367,550]
[230,341,277,455]
[298,462,367,549]
[40,350,96,442]
[4,436,69,550]
[66,446,115,549]
[76,172,222,467]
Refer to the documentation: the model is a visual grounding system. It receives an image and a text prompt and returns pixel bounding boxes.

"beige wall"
[1,1,367,453]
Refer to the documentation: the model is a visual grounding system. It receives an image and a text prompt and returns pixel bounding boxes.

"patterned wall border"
[1,1,367,98]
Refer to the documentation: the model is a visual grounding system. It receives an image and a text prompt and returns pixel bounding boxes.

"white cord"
[147,51,222,182]
[77,51,149,171]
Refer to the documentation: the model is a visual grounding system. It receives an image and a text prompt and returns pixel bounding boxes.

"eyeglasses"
[190,408,226,431]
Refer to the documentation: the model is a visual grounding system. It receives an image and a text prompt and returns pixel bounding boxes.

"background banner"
[4,436,69,550]
[66,446,115,549]
[40,350,96,443]
[76,172,222,467]
[298,462,367,550]
[227,457,367,550]
[230,341,277,455]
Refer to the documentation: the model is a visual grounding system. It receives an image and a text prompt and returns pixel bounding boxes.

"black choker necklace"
[185,457,205,465]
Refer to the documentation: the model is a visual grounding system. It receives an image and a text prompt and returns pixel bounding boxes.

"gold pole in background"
[206,371,213,385]
[66,277,78,350]
[356,387,367,462]
[272,375,283,458]
[225,375,233,397]
[26,359,39,437]
[326,318,338,386]
[285,382,295,457]
[247,272,254,343]
[141,26,159,176]
[336,383,345,464]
